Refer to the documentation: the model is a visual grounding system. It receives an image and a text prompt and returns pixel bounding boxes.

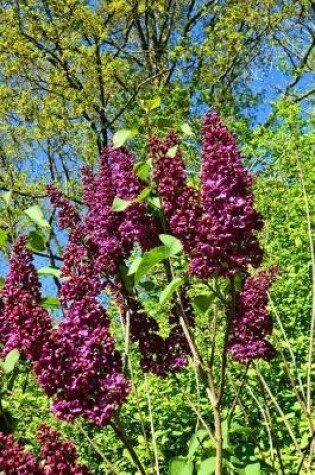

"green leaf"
[167,145,178,158]
[159,234,183,256]
[134,187,152,203]
[134,161,151,181]
[159,277,184,304]
[181,123,194,136]
[169,457,194,475]
[2,349,20,374]
[24,205,50,229]
[1,190,12,207]
[112,128,137,148]
[147,196,161,209]
[197,458,216,475]
[245,462,260,475]
[112,197,131,212]
[0,230,8,248]
[188,429,209,459]
[41,297,60,309]
[27,230,46,251]
[38,267,61,278]
[128,256,143,276]
[140,280,155,291]
[193,294,214,313]
[139,97,161,111]
[156,117,175,128]
[0,278,4,287]
[133,246,168,283]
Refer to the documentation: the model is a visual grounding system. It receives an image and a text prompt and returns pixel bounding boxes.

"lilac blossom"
[37,424,91,474]
[0,237,52,361]
[0,427,91,474]
[0,432,40,474]
[228,268,278,362]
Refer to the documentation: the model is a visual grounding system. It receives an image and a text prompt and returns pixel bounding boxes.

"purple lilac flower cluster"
[109,281,194,376]
[42,147,162,424]
[228,268,278,362]
[34,245,130,426]
[190,112,264,279]
[151,114,263,279]
[46,185,80,230]
[82,147,159,272]
[0,432,39,474]
[150,132,203,254]
[0,426,91,474]
[0,237,52,361]
[37,424,91,474]
[150,112,275,362]
[34,293,130,426]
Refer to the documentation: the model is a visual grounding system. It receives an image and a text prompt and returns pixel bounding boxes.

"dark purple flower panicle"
[82,150,126,273]
[80,148,158,273]
[189,112,263,279]
[109,147,160,252]
[151,114,263,280]
[150,132,185,214]
[46,185,80,231]
[150,132,202,254]
[109,282,194,377]
[35,270,130,426]
[37,424,91,474]
[0,428,91,474]
[0,237,52,361]
[229,268,278,363]
[0,432,40,474]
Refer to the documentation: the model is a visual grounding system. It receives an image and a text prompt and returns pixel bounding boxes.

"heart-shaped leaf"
[169,457,194,475]
[181,123,194,136]
[112,128,137,148]
[197,458,216,475]
[159,277,184,304]
[112,197,131,212]
[167,145,178,158]
[25,205,50,229]
[159,234,183,256]
[2,349,20,374]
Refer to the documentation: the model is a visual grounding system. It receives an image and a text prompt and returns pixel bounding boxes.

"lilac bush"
[0,112,277,474]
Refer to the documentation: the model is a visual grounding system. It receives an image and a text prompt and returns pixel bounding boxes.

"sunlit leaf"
[197,457,216,475]
[159,277,184,304]
[181,123,194,136]
[169,457,194,475]
[38,267,61,278]
[24,205,50,229]
[41,297,60,309]
[2,349,20,374]
[1,190,12,207]
[159,234,183,256]
[112,197,131,212]
[167,145,178,158]
[112,128,137,148]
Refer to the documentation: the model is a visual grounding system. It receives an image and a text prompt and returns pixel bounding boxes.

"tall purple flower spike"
[228,268,278,363]
[150,113,264,279]
[0,237,52,361]
[0,426,91,474]
[190,112,264,278]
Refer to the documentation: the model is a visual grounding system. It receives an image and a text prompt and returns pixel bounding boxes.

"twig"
[76,422,118,474]
[144,374,160,475]
[256,365,302,456]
